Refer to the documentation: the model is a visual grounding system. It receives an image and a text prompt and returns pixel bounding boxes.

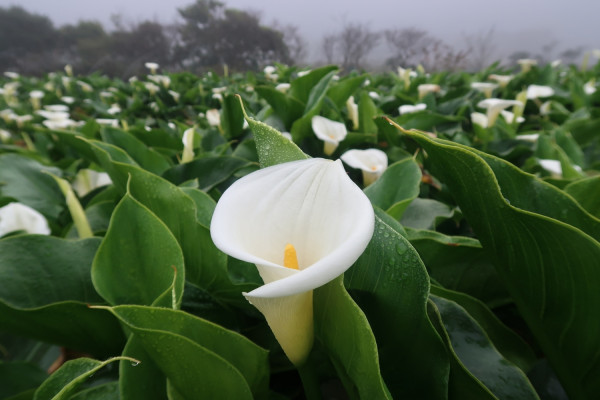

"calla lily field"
[0,59,599,400]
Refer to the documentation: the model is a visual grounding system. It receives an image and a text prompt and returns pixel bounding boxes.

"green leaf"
[0,236,124,356]
[564,176,600,218]
[430,285,536,372]
[364,157,422,220]
[430,296,540,400]
[120,336,166,400]
[0,154,64,220]
[255,86,304,129]
[221,93,246,139]
[326,74,367,108]
[289,65,338,104]
[291,70,338,142]
[400,198,455,230]
[100,127,171,175]
[395,111,462,132]
[0,362,47,399]
[238,96,308,168]
[314,276,391,399]
[86,139,250,305]
[92,192,185,308]
[344,211,450,399]
[70,381,119,400]
[405,129,600,400]
[358,91,378,133]
[406,228,509,306]
[34,357,134,400]
[107,305,269,399]
[161,155,253,191]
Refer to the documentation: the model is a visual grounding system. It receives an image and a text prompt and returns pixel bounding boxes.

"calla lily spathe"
[399,103,426,115]
[477,98,523,126]
[0,202,50,236]
[210,158,374,365]
[526,85,554,100]
[341,149,388,186]
[311,116,347,155]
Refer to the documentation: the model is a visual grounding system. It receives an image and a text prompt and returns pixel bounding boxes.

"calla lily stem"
[298,363,322,400]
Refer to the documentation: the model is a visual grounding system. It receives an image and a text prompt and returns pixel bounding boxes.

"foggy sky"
[2,0,599,63]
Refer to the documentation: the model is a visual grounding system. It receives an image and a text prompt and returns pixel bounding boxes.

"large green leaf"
[326,74,367,108]
[100,127,171,175]
[289,65,338,104]
[0,362,47,399]
[92,192,185,308]
[344,210,450,399]
[0,154,64,220]
[239,97,308,168]
[161,155,253,191]
[254,86,304,129]
[358,91,378,133]
[107,305,269,399]
[314,277,391,399]
[85,139,251,305]
[404,128,600,400]
[364,157,422,220]
[564,176,600,218]
[221,93,245,139]
[0,236,123,356]
[406,228,509,306]
[34,357,132,400]
[430,295,539,400]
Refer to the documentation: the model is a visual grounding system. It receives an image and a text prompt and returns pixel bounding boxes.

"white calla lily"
[515,133,540,142]
[488,74,513,88]
[477,98,523,126]
[206,109,221,127]
[526,85,554,99]
[311,116,347,155]
[72,169,112,197]
[275,83,290,93]
[0,202,50,236]
[210,158,374,365]
[471,112,489,128]
[341,149,388,186]
[584,80,596,95]
[144,62,159,74]
[417,84,440,99]
[181,128,195,163]
[346,96,359,130]
[471,82,498,98]
[399,103,426,115]
[517,58,537,72]
[500,110,525,124]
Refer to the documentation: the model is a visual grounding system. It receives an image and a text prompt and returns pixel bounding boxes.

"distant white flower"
[399,103,427,115]
[368,91,380,100]
[477,98,523,126]
[346,96,359,130]
[341,148,388,186]
[275,83,291,93]
[297,70,311,77]
[281,132,293,141]
[417,84,440,99]
[212,86,227,94]
[517,58,537,72]
[128,76,138,83]
[42,119,78,130]
[332,75,340,81]
[29,90,44,99]
[311,116,347,155]
[206,109,221,127]
[181,128,195,163]
[64,64,73,76]
[168,90,180,102]
[398,67,417,90]
[36,110,70,121]
[539,159,582,177]
[13,114,33,127]
[539,101,552,115]
[76,81,93,92]
[584,80,596,95]
[43,82,55,92]
[44,104,69,112]
[0,109,16,123]
[145,62,159,74]
[96,118,119,127]
[471,82,498,98]
[0,129,11,142]
[551,59,562,68]
[61,96,75,104]
[147,74,170,88]
[107,104,121,115]
[72,169,112,197]
[500,110,525,124]
[515,133,539,142]
[0,203,51,236]
[61,76,71,90]
[264,65,278,82]
[4,71,19,79]
[144,82,160,95]
[168,122,176,130]
[100,91,113,98]
[245,85,254,92]
[526,85,554,99]
[212,93,223,102]
[471,112,488,128]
